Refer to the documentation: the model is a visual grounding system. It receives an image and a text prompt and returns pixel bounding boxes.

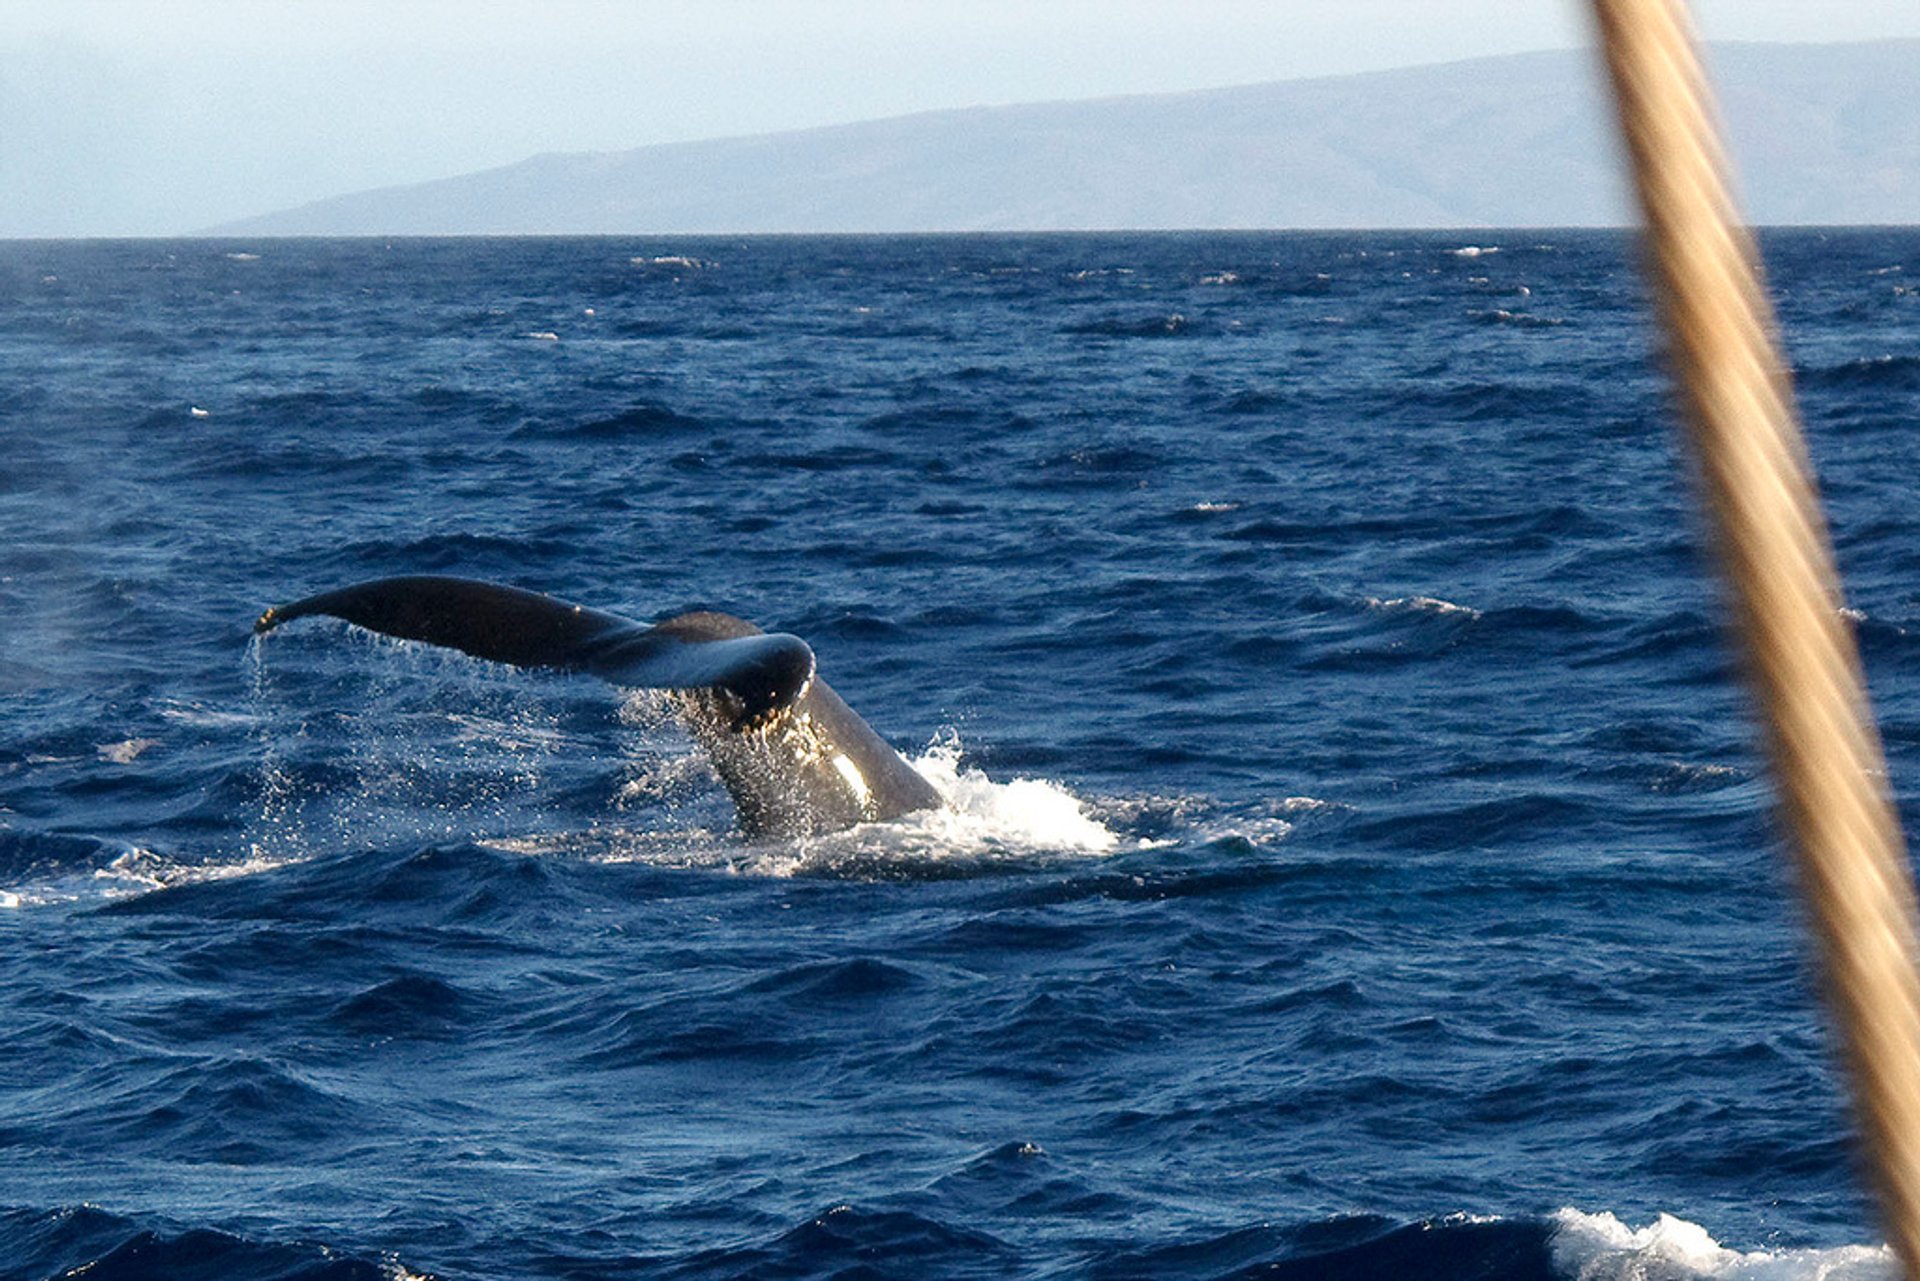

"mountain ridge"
[210,40,1920,235]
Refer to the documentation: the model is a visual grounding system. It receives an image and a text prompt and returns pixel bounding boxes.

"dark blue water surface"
[2,231,1918,1280]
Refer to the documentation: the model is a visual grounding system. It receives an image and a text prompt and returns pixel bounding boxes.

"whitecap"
[1277,795,1347,815]
[159,702,258,729]
[1452,245,1499,257]
[1189,794,1348,846]
[1214,814,1295,843]
[99,846,305,896]
[1364,595,1482,620]
[1549,1208,1892,1281]
[2,842,298,908]
[96,737,159,764]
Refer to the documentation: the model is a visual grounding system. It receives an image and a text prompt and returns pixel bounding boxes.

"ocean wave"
[1104,1209,1888,1281]
[1087,1212,1553,1280]
[1365,594,1483,620]
[332,531,574,572]
[328,972,475,1039]
[0,1202,1879,1281]
[1062,312,1199,338]
[1797,353,1920,392]
[632,253,709,270]
[1475,308,1567,328]
[671,1203,1016,1278]
[0,834,298,908]
[1550,1209,1890,1281]
[95,736,160,764]
[1261,271,1335,296]
[522,401,710,441]
[1393,378,1596,422]
[0,1205,404,1281]
[114,1054,365,1160]
[1212,389,1290,416]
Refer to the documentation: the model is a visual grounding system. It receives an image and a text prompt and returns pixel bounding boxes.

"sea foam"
[1550,1209,1892,1281]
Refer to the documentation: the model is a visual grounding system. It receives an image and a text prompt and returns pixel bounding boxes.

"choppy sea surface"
[2,230,1918,1280]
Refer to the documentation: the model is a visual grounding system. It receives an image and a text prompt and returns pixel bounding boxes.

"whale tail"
[254,575,941,835]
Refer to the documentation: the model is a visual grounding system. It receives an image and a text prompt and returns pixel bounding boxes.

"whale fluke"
[255,575,941,835]
[256,576,816,728]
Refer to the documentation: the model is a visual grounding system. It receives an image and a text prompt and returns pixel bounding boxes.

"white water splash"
[902,738,1118,855]
[245,633,309,869]
[710,736,1120,878]
[1550,1209,1892,1281]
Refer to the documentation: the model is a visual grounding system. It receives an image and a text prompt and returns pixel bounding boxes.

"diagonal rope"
[1588,2,1920,1272]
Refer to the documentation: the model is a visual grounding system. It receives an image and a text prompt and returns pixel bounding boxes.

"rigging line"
[1588,1,1920,1272]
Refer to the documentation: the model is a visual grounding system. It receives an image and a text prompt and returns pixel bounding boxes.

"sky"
[2,0,1916,236]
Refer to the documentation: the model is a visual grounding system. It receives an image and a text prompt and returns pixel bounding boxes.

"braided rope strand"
[1589,2,1920,1271]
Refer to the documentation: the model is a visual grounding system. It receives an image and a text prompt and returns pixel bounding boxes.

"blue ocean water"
[1,230,1917,1280]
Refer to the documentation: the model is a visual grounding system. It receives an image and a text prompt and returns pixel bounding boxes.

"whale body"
[254,575,942,837]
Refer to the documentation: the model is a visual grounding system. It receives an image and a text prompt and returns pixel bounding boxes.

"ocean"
[1,230,1916,1280]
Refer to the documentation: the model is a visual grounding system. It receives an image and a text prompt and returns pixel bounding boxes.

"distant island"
[211,41,1917,235]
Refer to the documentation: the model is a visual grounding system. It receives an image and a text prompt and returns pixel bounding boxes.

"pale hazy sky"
[2,1,1916,236]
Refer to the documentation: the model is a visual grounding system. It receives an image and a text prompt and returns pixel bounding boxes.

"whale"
[254,575,942,837]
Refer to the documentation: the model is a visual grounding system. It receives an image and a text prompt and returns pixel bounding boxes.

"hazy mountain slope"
[212,41,1918,234]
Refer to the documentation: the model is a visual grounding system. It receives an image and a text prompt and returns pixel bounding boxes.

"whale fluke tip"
[254,606,281,633]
